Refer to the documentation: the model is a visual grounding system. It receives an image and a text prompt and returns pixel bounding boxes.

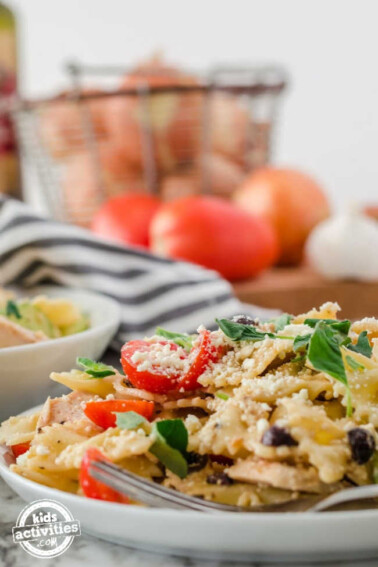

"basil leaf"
[348,331,372,358]
[153,419,188,453]
[149,419,189,479]
[115,411,147,430]
[291,354,306,364]
[6,300,21,319]
[216,392,229,401]
[293,333,312,353]
[216,318,276,342]
[269,313,292,331]
[304,318,350,332]
[305,318,352,348]
[308,322,352,416]
[345,355,365,372]
[77,357,116,378]
[155,327,194,352]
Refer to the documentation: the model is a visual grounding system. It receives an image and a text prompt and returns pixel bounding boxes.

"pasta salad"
[1,302,378,508]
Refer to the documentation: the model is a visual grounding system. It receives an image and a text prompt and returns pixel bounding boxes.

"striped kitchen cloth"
[0,198,276,349]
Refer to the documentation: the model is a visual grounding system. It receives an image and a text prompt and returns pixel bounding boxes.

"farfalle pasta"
[1,302,378,508]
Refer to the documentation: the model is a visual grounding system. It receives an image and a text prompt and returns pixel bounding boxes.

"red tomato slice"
[178,330,220,391]
[11,442,31,458]
[80,447,129,503]
[121,339,183,393]
[121,331,221,394]
[83,399,155,429]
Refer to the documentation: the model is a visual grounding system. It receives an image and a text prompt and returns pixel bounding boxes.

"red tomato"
[121,331,220,394]
[11,442,30,458]
[234,167,330,265]
[80,447,129,503]
[84,399,155,429]
[150,196,279,281]
[91,194,161,248]
[178,330,219,391]
[121,339,183,393]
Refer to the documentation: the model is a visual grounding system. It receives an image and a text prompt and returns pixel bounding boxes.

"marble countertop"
[1,478,378,567]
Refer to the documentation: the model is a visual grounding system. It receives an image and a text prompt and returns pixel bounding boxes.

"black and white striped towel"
[0,198,275,349]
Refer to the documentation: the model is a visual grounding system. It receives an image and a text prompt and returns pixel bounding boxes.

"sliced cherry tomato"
[121,331,221,394]
[80,447,129,503]
[121,339,183,393]
[11,442,31,458]
[84,399,155,429]
[178,330,220,391]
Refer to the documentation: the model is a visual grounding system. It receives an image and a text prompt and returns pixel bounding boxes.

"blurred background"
[1,0,377,317]
[9,0,378,207]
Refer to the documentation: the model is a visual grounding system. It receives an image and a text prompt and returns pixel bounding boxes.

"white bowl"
[0,286,121,421]
[1,427,378,563]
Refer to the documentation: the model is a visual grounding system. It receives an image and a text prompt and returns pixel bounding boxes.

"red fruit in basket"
[40,89,108,159]
[105,56,202,173]
[62,145,147,227]
[150,195,279,280]
[160,154,245,201]
[234,167,330,265]
[91,193,161,247]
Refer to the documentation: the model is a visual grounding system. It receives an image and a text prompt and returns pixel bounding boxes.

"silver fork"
[89,460,378,513]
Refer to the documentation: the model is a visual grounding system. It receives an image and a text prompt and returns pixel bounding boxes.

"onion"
[208,93,250,165]
[234,167,330,265]
[61,144,146,226]
[40,89,108,159]
[104,56,202,173]
[160,154,245,201]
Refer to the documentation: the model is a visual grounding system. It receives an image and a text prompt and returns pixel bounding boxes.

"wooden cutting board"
[233,267,378,320]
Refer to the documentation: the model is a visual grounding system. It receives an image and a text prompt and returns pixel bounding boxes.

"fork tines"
[89,459,245,513]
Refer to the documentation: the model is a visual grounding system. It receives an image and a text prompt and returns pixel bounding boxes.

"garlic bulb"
[306,211,378,281]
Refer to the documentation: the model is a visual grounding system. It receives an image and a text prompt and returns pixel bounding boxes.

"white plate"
[1,407,378,564]
[0,286,121,421]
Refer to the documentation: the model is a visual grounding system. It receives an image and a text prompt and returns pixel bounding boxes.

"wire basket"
[13,61,288,226]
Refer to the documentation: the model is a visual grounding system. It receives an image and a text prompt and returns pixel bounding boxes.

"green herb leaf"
[215,392,229,401]
[216,318,276,342]
[345,355,365,372]
[6,300,21,319]
[269,313,292,331]
[305,318,352,347]
[304,318,351,334]
[347,331,372,359]
[155,327,194,352]
[307,322,352,416]
[153,419,188,453]
[115,411,148,430]
[149,419,189,479]
[293,333,312,353]
[77,357,116,378]
[291,354,306,364]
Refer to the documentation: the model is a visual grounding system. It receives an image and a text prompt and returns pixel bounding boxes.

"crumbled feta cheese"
[130,342,190,374]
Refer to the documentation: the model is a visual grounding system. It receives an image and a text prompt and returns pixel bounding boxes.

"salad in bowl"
[1,302,378,509]
[0,288,89,348]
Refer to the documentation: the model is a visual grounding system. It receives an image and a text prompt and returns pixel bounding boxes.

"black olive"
[347,428,376,465]
[186,452,208,473]
[206,472,234,486]
[315,391,327,402]
[261,425,298,447]
[231,315,257,326]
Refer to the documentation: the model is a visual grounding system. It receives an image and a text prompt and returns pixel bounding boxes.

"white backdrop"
[8,0,378,207]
